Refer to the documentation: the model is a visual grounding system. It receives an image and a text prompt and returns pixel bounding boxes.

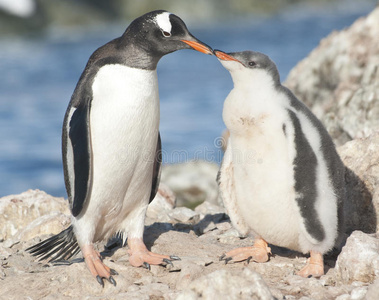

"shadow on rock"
[101,222,178,255]
[344,166,376,235]
[193,213,229,235]
[144,222,177,250]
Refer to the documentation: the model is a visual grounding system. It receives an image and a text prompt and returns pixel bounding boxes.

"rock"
[177,268,273,300]
[4,212,70,249]
[19,212,70,242]
[338,132,379,234]
[194,214,229,236]
[350,286,369,300]
[366,277,379,300]
[168,207,200,224]
[336,295,350,300]
[285,7,379,146]
[174,261,205,290]
[161,161,220,208]
[335,231,379,284]
[0,243,12,260]
[191,202,228,235]
[217,228,242,244]
[194,200,225,215]
[0,189,69,242]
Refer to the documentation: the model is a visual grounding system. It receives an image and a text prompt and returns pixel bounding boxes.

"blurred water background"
[0,0,377,197]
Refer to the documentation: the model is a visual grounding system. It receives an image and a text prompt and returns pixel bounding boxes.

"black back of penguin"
[281,85,346,244]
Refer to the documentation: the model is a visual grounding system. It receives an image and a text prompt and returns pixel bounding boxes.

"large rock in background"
[0,189,70,244]
[334,231,379,284]
[161,161,220,208]
[285,6,379,146]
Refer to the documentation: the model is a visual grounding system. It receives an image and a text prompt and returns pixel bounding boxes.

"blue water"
[0,1,376,197]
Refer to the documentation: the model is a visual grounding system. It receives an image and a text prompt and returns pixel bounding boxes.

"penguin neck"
[230,69,277,93]
[227,69,288,111]
[123,43,162,70]
[117,36,163,70]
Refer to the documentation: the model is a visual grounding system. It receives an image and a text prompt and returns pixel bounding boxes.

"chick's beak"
[181,39,213,55]
[214,50,241,62]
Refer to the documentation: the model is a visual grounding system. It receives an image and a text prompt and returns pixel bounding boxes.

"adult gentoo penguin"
[27,10,213,286]
[214,50,345,277]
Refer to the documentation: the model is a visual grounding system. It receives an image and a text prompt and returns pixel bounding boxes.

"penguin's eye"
[248,61,256,67]
[162,31,171,37]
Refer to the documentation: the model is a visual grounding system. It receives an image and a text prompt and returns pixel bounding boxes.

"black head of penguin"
[116,10,213,68]
[214,50,281,86]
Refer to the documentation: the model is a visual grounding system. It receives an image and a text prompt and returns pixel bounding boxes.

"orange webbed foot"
[297,251,324,278]
[82,244,118,287]
[220,238,271,264]
[127,238,180,269]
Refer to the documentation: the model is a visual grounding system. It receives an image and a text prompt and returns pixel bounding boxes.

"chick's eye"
[248,61,256,67]
[162,31,171,37]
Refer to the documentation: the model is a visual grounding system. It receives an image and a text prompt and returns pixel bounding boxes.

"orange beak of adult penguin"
[214,50,241,63]
[181,39,213,55]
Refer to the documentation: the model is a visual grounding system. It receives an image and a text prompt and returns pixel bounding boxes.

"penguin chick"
[27,10,213,287]
[214,50,345,278]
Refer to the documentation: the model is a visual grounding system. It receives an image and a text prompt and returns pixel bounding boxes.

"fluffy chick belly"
[231,139,301,250]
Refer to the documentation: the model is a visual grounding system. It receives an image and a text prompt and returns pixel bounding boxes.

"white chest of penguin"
[91,64,159,127]
[223,86,302,249]
[89,64,159,201]
[90,64,159,155]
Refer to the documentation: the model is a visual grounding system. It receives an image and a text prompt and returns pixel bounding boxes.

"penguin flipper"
[63,101,93,217]
[149,132,162,203]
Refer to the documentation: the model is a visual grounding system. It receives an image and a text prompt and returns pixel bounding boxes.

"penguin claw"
[108,276,117,286]
[162,258,173,267]
[96,275,104,287]
[169,255,181,261]
[219,254,232,264]
[224,257,232,264]
[110,268,118,276]
[142,262,151,270]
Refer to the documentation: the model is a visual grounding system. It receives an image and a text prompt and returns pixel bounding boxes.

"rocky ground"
[1,180,379,300]
[1,5,379,300]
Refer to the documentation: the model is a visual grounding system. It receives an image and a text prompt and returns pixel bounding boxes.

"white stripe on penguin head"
[155,12,172,34]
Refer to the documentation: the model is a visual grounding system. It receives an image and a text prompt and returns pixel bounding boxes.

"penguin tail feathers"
[26,225,80,262]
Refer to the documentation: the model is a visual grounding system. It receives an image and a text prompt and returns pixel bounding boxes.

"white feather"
[72,64,159,245]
